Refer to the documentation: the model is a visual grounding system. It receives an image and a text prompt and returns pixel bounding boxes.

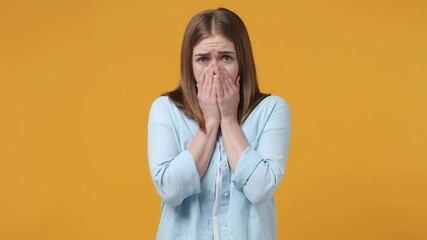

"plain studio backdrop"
[0,0,426,239]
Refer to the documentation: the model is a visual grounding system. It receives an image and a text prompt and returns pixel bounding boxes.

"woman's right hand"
[196,65,220,126]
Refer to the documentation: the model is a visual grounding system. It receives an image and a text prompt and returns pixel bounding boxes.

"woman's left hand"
[213,64,240,122]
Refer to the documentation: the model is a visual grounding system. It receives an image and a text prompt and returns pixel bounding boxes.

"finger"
[201,66,209,95]
[204,66,212,93]
[206,68,215,97]
[219,64,234,85]
[199,66,208,83]
[214,75,224,99]
[218,64,236,94]
[219,74,228,97]
[221,68,236,95]
[198,66,208,90]
[212,74,221,97]
[206,65,213,86]
[213,64,228,94]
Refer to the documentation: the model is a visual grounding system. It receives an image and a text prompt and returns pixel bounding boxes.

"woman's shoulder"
[244,95,290,123]
[150,95,177,109]
[151,95,170,105]
[258,95,290,111]
[149,96,177,115]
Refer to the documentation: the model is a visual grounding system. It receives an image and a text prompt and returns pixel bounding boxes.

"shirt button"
[224,192,229,197]
[222,162,228,168]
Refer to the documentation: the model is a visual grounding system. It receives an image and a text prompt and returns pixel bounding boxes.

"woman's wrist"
[220,115,239,128]
[204,118,220,132]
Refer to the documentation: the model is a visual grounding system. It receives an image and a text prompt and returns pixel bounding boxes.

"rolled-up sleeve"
[231,97,291,204]
[147,97,201,206]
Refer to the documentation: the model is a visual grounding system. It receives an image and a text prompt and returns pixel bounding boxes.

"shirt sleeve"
[147,97,201,206]
[231,97,291,204]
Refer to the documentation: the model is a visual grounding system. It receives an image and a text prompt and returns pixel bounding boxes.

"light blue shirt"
[148,95,291,240]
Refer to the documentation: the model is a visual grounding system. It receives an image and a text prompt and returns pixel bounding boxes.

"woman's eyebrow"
[218,50,236,54]
[193,52,209,56]
[193,51,236,56]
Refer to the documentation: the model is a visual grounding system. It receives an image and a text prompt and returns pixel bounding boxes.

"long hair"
[164,8,269,130]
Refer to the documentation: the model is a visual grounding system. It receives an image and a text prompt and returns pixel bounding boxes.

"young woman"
[148,7,291,240]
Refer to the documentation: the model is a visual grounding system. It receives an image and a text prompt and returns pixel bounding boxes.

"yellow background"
[1,0,426,239]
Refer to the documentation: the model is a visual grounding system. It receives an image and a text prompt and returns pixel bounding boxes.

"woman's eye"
[196,57,208,63]
[222,55,232,61]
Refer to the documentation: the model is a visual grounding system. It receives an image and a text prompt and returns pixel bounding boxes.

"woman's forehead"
[193,34,235,53]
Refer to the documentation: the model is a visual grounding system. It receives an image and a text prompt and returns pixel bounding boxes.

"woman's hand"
[213,63,240,123]
[196,65,221,125]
